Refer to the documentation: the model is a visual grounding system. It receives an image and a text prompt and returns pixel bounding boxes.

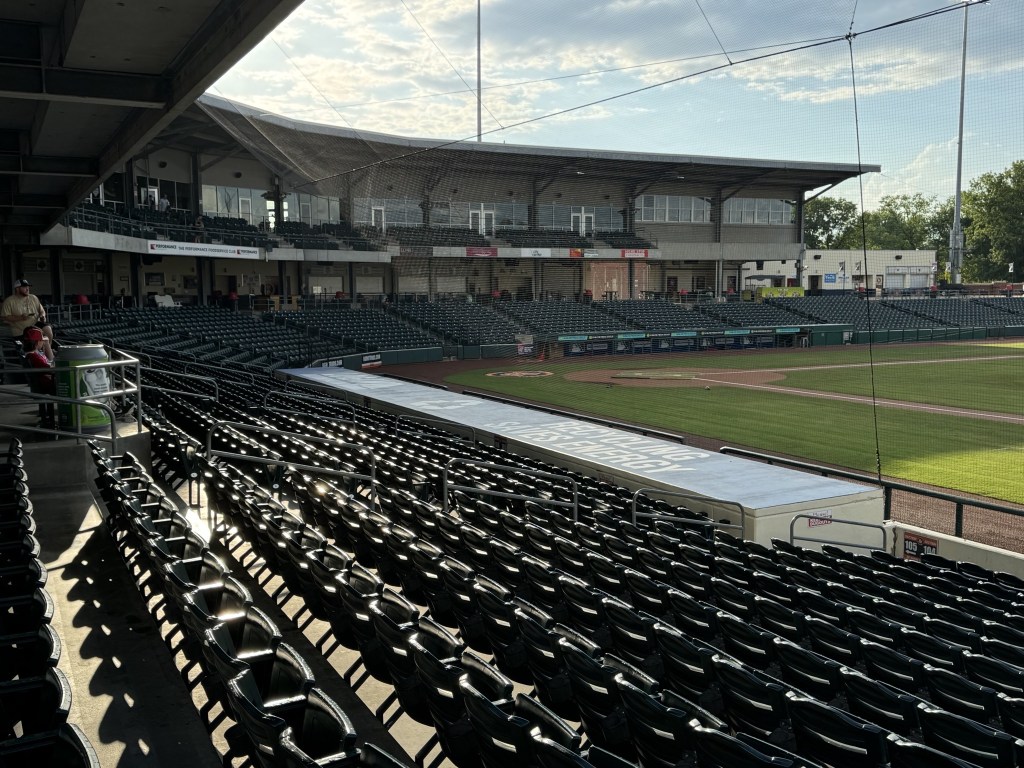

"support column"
[190,153,202,218]
[50,248,63,304]
[129,253,141,302]
[195,257,207,306]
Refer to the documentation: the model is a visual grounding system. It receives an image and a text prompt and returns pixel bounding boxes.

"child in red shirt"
[22,326,55,394]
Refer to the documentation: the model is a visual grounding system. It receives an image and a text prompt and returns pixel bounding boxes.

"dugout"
[807,325,854,346]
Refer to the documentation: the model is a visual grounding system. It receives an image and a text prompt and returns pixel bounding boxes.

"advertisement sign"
[520,248,551,259]
[399,246,431,258]
[757,286,805,298]
[620,249,649,259]
[361,353,382,369]
[569,248,583,259]
[903,531,938,561]
[146,240,260,259]
[808,509,832,527]
[824,273,837,284]
[466,246,498,258]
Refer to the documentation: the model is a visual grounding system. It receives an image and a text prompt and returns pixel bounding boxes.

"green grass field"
[443,342,1024,504]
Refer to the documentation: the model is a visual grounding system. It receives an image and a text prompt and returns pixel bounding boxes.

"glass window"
[175,182,191,212]
[551,204,571,230]
[218,187,238,216]
[495,202,515,227]
[723,197,792,225]
[283,192,298,221]
[756,199,770,224]
[451,201,470,228]
[315,196,330,224]
[201,185,218,215]
[431,201,450,227]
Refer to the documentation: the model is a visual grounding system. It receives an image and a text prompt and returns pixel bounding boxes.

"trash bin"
[56,344,110,433]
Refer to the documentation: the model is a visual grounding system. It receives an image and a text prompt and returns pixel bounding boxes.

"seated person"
[2,279,54,345]
[22,326,55,395]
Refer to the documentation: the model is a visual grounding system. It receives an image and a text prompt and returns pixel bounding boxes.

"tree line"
[803,159,1024,282]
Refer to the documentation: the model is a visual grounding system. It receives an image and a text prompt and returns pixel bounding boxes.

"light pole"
[476,0,482,142]
[949,3,972,285]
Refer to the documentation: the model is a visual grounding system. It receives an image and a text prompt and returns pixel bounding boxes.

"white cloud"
[211,0,1024,199]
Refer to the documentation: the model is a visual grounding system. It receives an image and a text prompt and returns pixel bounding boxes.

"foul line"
[697,377,1024,425]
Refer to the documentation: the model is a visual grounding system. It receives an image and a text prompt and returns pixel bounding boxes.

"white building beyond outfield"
[743,249,937,293]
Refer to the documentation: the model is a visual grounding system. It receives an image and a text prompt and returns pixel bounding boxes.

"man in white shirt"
[2,279,53,343]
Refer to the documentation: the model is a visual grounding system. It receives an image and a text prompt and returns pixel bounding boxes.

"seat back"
[900,628,967,673]
[859,639,927,693]
[773,639,842,702]
[716,611,777,668]
[277,687,358,768]
[616,676,725,768]
[839,667,924,734]
[653,622,716,700]
[711,655,788,740]
[691,724,797,768]
[923,665,1000,723]
[886,733,990,768]
[786,693,888,768]
[459,678,534,768]
[917,703,1024,768]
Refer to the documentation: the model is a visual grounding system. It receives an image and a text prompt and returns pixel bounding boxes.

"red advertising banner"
[620,248,649,259]
[466,246,498,258]
[569,248,584,259]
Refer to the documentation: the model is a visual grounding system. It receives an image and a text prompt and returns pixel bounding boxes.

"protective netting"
[197,0,1024,514]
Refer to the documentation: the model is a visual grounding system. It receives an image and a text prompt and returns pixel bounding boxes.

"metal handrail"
[789,514,888,552]
[630,487,745,539]
[204,420,377,506]
[261,408,358,431]
[262,391,357,422]
[184,361,255,384]
[138,368,219,402]
[393,414,478,445]
[720,445,1023,537]
[0,389,120,453]
[442,458,578,520]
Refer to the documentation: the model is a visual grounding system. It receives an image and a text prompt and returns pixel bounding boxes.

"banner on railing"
[146,240,260,259]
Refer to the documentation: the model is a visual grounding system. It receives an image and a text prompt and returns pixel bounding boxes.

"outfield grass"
[444,342,1024,503]
[779,358,1024,414]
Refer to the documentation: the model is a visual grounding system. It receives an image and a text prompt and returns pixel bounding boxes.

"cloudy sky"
[212,0,1022,207]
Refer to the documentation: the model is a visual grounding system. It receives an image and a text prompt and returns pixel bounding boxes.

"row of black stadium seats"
[144,385,1007,768]
[0,439,99,768]
[90,442,414,768]
[135,358,1024,768]
[196,435,1013,768]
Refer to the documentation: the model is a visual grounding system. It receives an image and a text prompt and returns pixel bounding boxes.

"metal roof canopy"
[193,94,880,200]
[0,0,304,241]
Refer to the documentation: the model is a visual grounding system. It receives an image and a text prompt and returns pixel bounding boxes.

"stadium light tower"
[477,0,482,142]
[950,2,978,285]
